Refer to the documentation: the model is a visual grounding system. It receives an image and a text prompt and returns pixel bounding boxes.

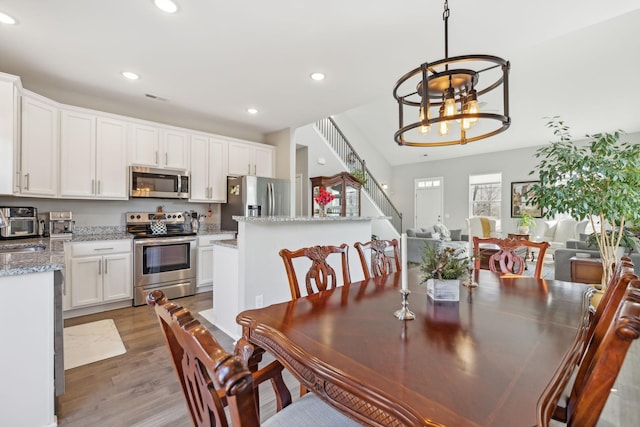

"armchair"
[536,218,589,257]
[466,217,500,240]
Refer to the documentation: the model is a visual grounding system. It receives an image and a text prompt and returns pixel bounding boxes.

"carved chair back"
[537,268,640,427]
[354,239,401,280]
[473,237,550,278]
[279,243,351,300]
[147,290,292,427]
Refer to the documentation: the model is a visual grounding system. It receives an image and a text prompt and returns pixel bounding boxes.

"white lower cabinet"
[66,240,132,309]
[197,234,234,291]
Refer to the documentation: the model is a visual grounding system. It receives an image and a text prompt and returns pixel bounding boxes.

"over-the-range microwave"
[130,166,190,199]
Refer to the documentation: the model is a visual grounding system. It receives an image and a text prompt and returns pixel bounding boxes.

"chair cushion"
[554,218,578,243]
[263,393,360,427]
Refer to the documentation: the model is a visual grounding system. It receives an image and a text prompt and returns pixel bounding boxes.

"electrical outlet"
[255,295,263,308]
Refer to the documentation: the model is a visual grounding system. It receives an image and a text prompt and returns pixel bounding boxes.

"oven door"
[133,236,196,288]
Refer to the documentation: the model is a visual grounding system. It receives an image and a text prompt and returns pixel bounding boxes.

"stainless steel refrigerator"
[220,176,291,231]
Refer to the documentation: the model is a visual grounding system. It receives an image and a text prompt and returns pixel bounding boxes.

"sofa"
[554,239,640,282]
[406,226,468,264]
[536,218,590,257]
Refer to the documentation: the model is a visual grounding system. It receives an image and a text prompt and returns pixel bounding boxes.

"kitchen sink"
[0,244,47,254]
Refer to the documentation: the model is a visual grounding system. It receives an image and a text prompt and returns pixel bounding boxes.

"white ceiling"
[1,1,639,166]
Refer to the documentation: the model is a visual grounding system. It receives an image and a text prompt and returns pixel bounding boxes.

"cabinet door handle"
[254,164,257,175]
[248,164,251,175]
[16,172,21,190]
[24,173,30,190]
[92,179,95,194]
[104,259,108,275]
[155,151,159,165]
[208,187,212,199]
[165,153,168,165]
[97,180,101,195]
[98,260,101,275]
[94,247,114,251]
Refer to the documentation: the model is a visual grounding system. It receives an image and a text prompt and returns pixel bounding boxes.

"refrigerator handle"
[270,182,275,215]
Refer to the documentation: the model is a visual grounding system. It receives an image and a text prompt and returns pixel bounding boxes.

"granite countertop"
[212,239,238,249]
[233,215,390,223]
[197,227,236,236]
[0,237,65,277]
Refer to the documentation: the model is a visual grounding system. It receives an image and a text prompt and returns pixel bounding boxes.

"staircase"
[314,117,402,234]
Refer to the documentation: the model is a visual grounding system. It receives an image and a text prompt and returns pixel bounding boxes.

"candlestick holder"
[394,289,416,320]
[463,264,478,288]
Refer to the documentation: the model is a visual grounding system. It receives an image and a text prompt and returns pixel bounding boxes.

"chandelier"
[393,0,511,147]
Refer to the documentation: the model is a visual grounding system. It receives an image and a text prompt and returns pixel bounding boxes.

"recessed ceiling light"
[0,12,16,25]
[247,108,258,115]
[310,72,325,81]
[121,71,140,80]
[154,0,178,13]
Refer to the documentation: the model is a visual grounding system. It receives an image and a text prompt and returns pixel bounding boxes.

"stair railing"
[314,117,402,233]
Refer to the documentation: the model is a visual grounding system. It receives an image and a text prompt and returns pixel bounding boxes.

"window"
[469,173,502,218]
[416,178,441,188]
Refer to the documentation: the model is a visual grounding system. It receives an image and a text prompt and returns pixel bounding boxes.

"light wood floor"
[57,292,298,427]
[57,291,638,426]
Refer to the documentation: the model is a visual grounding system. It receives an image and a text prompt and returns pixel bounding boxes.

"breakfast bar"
[211,216,386,338]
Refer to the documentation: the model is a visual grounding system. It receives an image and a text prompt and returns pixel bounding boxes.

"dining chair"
[279,244,351,300]
[473,236,550,278]
[147,290,359,427]
[537,275,640,427]
[354,238,400,280]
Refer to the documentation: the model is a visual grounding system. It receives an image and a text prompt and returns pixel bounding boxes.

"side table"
[570,256,603,284]
[507,233,532,261]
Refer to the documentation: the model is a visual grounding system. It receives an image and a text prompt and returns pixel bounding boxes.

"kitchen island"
[0,238,65,427]
[211,216,387,339]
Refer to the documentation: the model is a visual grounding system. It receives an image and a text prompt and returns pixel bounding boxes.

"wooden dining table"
[235,268,593,426]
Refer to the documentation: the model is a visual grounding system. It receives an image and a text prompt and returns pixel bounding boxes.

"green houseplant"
[421,244,470,301]
[350,169,367,186]
[528,117,640,287]
[517,213,536,234]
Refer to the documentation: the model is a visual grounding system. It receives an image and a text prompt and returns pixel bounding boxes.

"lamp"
[393,0,511,147]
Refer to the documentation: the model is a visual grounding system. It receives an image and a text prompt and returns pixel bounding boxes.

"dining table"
[235,268,593,426]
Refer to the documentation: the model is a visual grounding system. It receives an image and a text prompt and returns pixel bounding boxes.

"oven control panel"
[126,212,186,224]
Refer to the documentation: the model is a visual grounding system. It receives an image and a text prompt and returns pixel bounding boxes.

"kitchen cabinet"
[310,172,361,217]
[130,123,189,170]
[190,135,228,202]
[0,73,20,195]
[60,110,128,199]
[228,140,274,177]
[20,94,59,197]
[197,233,235,290]
[66,240,132,309]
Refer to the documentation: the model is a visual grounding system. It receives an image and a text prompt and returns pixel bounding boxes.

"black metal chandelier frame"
[393,1,511,147]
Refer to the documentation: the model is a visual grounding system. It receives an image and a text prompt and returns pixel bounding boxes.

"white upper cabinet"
[228,140,274,177]
[60,110,128,199]
[130,124,189,170]
[190,135,228,203]
[20,94,58,197]
[0,74,20,195]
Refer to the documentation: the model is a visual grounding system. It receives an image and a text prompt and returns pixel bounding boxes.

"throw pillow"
[415,232,432,238]
[406,228,417,237]
[449,229,462,241]
[433,224,452,241]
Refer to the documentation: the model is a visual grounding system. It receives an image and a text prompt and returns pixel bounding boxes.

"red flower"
[314,187,335,206]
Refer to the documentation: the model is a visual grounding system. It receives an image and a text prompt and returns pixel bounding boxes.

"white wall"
[0,196,213,228]
[390,131,640,236]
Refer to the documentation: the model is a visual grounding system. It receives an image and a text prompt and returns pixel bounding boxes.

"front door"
[415,177,444,229]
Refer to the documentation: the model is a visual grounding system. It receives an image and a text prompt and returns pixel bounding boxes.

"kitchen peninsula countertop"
[212,239,237,249]
[233,215,389,223]
[0,237,65,277]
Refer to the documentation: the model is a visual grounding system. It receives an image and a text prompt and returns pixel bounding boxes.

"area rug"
[63,319,126,370]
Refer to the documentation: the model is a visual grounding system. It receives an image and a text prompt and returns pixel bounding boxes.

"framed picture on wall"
[511,181,543,218]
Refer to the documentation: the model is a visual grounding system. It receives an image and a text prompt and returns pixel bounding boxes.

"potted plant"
[420,244,470,301]
[517,213,536,234]
[350,169,367,186]
[528,117,640,287]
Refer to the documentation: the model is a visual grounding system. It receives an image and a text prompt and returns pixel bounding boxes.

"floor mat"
[63,319,126,370]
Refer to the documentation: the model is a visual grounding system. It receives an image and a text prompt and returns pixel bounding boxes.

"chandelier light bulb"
[443,88,458,117]
[462,90,479,130]
[438,104,449,135]
[419,104,431,134]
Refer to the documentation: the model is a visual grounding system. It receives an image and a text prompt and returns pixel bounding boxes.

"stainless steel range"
[126,211,196,306]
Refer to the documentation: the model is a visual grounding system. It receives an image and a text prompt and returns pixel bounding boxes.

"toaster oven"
[0,207,39,239]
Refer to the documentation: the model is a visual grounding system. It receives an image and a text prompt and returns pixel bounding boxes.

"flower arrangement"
[420,244,471,281]
[314,187,335,206]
